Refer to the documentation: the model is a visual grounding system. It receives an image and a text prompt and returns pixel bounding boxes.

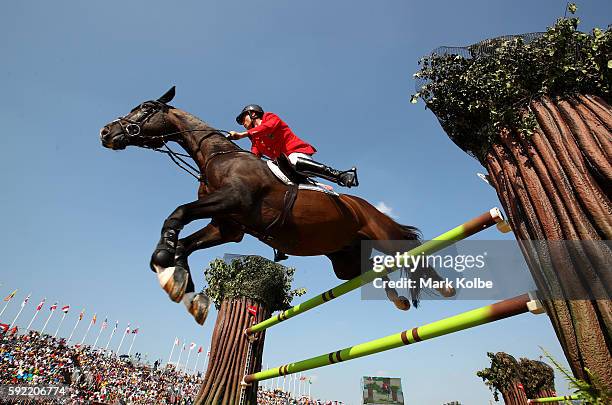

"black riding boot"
[294,157,359,188]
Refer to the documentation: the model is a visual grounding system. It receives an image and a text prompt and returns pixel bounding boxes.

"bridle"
[109,100,234,182]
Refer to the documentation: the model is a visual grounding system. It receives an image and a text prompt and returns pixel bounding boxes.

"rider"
[229,104,358,188]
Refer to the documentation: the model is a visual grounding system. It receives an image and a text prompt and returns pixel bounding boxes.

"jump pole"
[244,292,544,384]
[246,208,507,336]
[528,395,580,403]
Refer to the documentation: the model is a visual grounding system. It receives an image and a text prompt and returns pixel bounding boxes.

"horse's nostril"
[100,127,110,140]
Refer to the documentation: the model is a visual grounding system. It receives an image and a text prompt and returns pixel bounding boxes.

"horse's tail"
[397,223,421,241]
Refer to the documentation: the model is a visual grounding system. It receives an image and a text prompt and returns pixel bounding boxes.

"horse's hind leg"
[326,241,411,311]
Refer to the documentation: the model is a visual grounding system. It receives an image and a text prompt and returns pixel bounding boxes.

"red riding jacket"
[247,112,316,160]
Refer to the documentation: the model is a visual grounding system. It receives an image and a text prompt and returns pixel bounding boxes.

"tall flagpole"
[184,343,194,373]
[167,338,178,368]
[10,293,31,330]
[40,302,57,335]
[298,372,302,397]
[308,378,311,399]
[92,317,107,350]
[80,314,96,346]
[26,298,45,331]
[127,328,138,356]
[293,373,297,397]
[105,321,119,352]
[176,342,185,372]
[116,323,130,353]
[0,300,10,319]
[193,347,202,373]
[53,312,67,338]
[0,290,18,318]
[201,347,210,375]
[68,309,85,343]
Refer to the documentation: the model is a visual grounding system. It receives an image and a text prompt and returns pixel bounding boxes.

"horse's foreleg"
[150,191,241,316]
[160,219,245,325]
[150,190,241,274]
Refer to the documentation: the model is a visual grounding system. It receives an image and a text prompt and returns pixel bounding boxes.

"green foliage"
[203,255,305,311]
[477,352,523,402]
[518,358,556,399]
[412,11,611,161]
[540,347,611,404]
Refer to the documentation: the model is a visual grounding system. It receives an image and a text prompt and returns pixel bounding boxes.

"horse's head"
[100,87,177,150]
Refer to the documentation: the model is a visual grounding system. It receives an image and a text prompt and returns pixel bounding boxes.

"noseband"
[110,100,170,144]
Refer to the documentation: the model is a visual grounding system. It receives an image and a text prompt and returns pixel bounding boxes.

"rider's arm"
[247,113,281,139]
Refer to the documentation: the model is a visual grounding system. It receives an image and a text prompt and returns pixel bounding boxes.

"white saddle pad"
[266,160,339,196]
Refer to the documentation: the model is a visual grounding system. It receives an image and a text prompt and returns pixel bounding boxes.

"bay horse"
[99,87,454,325]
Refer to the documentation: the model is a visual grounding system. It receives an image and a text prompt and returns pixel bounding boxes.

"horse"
[99,87,454,325]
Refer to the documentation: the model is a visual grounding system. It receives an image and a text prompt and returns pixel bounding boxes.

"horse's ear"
[157,86,176,104]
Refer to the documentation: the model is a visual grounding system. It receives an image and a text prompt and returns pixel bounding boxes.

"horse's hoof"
[393,296,411,311]
[438,286,456,298]
[184,292,211,325]
[156,266,189,302]
[150,249,175,272]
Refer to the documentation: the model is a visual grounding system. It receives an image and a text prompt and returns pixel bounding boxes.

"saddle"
[267,154,339,196]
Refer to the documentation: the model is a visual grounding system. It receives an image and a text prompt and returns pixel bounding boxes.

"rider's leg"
[289,153,359,188]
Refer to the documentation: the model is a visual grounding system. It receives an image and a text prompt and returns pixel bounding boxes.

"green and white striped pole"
[246,208,507,336]
[528,395,580,403]
[244,293,542,384]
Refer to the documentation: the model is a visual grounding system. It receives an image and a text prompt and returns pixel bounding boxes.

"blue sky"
[2,1,610,403]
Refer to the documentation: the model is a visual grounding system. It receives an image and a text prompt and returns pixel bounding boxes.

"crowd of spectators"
[0,330,344,404]
[257,387,344,405]
[0,330,200,404]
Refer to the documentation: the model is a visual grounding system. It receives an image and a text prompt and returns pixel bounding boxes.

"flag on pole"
[10,293,31,330]
[247,305,258,316]
[193,346,203,373]
[104,321,119,352]
[102,318,108,329]
[165,337,179,373]
[0,290,19,319]
[92,314,97,324]
[116,323,130,353]
[67,308,85,343]
[40,302,58,334]
[3,290,17,302]
[127,326,139,356]
[0,323,9,333]
[26,297,46,331]
[54,306,69,338]
[21,293,31,307]
[80,313,96,345]
[190,342,196,350]
[92,315,107,350]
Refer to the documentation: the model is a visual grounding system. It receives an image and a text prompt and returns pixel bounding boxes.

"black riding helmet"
[236,104,264,124]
